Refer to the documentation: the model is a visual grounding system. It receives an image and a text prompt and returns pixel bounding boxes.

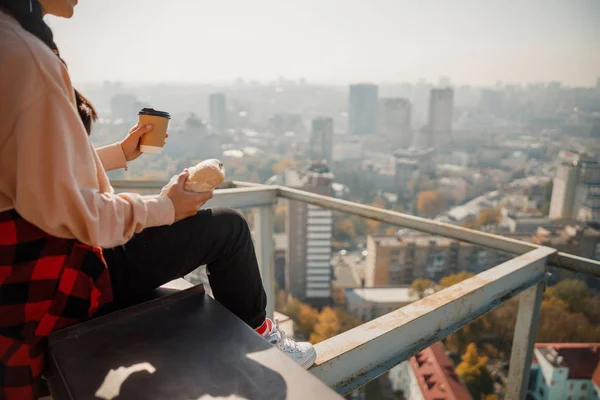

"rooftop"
[535,343,600,383]
[409,342,472,400]
[332,263,362,288]
[345,287,418,304]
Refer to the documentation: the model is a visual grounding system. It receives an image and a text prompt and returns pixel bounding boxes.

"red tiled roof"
[408,342,472,400]
[535,343,600,385]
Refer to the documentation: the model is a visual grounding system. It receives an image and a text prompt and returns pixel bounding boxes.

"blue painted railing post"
[506,279,546,399]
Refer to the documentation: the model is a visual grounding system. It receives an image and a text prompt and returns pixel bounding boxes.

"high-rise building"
[549,151,600,223]
[379,98,412,148]
[286,162,334,307]
[309,117,334,163]
[209,92,227,134]
[528,343,600,400]
[365,233,507,286]
[427,88,454,147]
[349,83,379,135]
[479,89,505,116]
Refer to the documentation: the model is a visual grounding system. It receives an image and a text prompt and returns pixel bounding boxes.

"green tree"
[456,343,495,400]
[410,278,436,299]
[537,295,600,343]
[545,279,592,314]
[583,294,600,326]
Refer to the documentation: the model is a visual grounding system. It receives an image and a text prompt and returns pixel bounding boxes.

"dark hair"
[0,0,97,134]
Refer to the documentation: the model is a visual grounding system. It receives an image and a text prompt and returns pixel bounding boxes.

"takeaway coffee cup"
[138,108,170,153]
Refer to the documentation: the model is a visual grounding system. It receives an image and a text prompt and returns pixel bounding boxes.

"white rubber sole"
[297,347,317,369]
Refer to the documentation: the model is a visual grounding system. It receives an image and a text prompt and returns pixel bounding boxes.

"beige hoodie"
[0,12,174,248]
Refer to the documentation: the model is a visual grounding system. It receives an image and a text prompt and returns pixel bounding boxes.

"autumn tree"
[482,395,499,400]
[309,307,361,344]
[334,308,361,335]
[456,343,495,400]
[410,278,436,299]
[310,307,341,344]
[281,297,320,338]
[272,158,297,174]
[334,218,356,242]
[417,191,447,218]
[477,208,502,226]
[298,304,320,338]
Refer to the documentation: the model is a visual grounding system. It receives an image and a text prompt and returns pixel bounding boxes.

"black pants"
[102,208,267,329]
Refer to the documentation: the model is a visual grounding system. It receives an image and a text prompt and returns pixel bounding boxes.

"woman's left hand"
[120,124,168,162]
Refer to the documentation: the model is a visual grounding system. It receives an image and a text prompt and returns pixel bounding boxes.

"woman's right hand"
[166,170,214,222]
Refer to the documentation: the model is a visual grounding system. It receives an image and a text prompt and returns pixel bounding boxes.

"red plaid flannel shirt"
[0,210,113,400]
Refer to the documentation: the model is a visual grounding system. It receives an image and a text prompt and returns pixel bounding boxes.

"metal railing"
[112,179,600,399]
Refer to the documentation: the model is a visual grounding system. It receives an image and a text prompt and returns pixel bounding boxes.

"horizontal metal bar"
[549,252,600,277]
[112,180,278,209]
[310,246,556,394]
[205,186,278,209]
[275,187,536,253]
[115,180,600,277]
[274,186,600,277]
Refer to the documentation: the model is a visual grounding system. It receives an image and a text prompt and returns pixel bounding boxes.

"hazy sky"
[48,0,600,86]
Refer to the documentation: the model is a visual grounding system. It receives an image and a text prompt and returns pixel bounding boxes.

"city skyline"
[47,0,600,86]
